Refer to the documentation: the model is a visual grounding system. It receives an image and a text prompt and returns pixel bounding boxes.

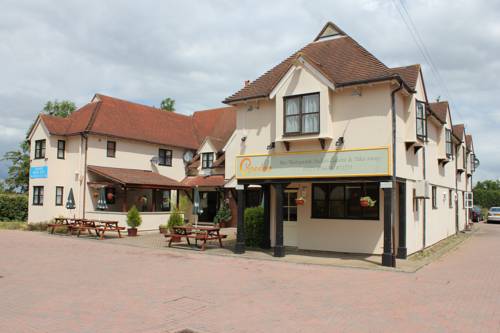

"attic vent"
[314,21,346,41]
[319,25,339,39]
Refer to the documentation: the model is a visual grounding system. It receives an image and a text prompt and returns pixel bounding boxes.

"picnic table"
[166,225,227,251]
[48,217,123,240]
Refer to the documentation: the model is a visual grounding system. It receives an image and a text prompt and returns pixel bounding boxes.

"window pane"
[417,120,423,136]
[285,115,300,133]
[346,185,362,218]
[162,191,171,211]
[329,186,344,200]
[302,113,319,133]
[312,185,328,218]
[302,94,319,114]
[285,97,300,115]
[330,200,345,218]
[288,207,297,221]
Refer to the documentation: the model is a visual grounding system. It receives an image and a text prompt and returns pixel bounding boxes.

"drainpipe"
[384,79,403,267]
[422,145,427,248]
[455,144,459,233]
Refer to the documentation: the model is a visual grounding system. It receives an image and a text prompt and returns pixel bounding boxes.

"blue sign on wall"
[30,166,48,179]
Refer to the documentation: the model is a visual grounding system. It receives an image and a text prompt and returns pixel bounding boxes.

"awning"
[88,165,188,189]
[181,175,226,187]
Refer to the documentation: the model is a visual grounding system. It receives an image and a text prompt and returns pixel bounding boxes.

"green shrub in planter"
[126,206,142,229]
[244,206,264,247]
[167,207,184,231]
[214,201,232,225]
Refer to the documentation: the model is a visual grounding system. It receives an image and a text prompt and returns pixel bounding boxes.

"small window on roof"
[318,25,340,39]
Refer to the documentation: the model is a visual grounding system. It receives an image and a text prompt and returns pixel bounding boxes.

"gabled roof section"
[314,21,346,41]
[389,64,420,90]
[465,135,473,152]
[428,101,449,124]
[224,21,415,104]
[452,124,465,142]
[36,94,237,151]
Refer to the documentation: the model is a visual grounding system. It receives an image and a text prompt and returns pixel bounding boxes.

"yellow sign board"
[236,147,390,179]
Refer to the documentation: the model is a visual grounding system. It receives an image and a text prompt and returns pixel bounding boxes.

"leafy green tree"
[473,180,500,209]
[2,141,30,193]
[2,100,76,193]
[160,97,175,112]
[43,100,76,118]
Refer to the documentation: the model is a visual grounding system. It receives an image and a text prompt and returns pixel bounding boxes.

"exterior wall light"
[241,136,247,142]
[335,137,344,148]
[266,142,275,150]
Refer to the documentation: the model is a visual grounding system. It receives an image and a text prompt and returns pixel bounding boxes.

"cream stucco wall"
[28,121,84,223]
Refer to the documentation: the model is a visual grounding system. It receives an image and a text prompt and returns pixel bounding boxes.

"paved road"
[1,224,499,333]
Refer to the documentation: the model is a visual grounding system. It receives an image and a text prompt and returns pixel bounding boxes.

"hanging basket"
[295,197,305,205]
[360,199,369,207]
[106,192,114,201]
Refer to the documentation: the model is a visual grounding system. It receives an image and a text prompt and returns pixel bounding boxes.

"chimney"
[244,80,250,87]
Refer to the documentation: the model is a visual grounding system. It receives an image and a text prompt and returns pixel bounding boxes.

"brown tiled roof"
[212,153,225,168]
[224,33,415,104]
[452,124,465,141]
[187,155,200,170]
[428,101,449,124]
[389,64,420,90]
[465,135,473,151]
[88,165,187,189]
[181,175,225,187]
[39,94,236,150]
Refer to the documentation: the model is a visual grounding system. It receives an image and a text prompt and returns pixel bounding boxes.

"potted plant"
[214,200,232,228]
[159,223,169,234]
[360,196,376,208]
[167,207,184,242]
[126,205,142,236]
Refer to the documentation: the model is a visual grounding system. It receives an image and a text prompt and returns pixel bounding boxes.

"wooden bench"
[167,226,227,251]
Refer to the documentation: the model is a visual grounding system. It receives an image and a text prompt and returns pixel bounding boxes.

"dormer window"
[284,93,320,135]
[202,152,214,169]
[445,129,453,158]
[159,149,172,166]
[416,101,427,140]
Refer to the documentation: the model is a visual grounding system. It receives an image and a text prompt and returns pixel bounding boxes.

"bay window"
[445,129,453,158]
[416,101,427,140]
[312,183,379,220]
[284,93,320,135]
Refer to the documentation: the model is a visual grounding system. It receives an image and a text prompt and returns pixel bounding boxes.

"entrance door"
[283,189,298,247]
[198,191,219,222]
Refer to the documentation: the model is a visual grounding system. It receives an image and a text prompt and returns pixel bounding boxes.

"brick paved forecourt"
[1,224,500,333]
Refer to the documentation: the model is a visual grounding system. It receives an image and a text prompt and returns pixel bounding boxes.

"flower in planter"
[360,196,376,207]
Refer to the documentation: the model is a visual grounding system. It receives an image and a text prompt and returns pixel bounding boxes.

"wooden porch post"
[234,186,246,254]
[261,184,271,249]
[273,183,285,257]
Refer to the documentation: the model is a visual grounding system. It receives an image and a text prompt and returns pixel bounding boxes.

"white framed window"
[282,189,298,222]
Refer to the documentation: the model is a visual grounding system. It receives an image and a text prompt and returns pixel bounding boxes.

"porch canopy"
[181,175,225,188]
[88,165,188,190]
[87,165,189,213]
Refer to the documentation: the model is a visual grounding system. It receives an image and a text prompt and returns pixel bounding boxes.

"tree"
[160,97,175,112]
[1,100,76,193]
[2,141,30,193]
[473,180,500,209]
[43,100,76,118]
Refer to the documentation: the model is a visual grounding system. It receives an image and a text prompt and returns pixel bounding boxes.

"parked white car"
[487,207,500,223]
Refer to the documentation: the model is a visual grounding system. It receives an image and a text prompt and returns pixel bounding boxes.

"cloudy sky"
[1,0,499,182]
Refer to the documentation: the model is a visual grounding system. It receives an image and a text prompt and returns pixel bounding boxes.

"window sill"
[276,134,332,142]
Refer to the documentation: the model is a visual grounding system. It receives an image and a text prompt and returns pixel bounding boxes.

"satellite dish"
[183,150,194,163]
[150,156,159,164]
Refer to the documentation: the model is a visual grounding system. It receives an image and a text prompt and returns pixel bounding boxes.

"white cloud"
[0,0,499,181]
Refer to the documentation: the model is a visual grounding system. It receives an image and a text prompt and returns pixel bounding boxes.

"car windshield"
[490,208,500,212]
